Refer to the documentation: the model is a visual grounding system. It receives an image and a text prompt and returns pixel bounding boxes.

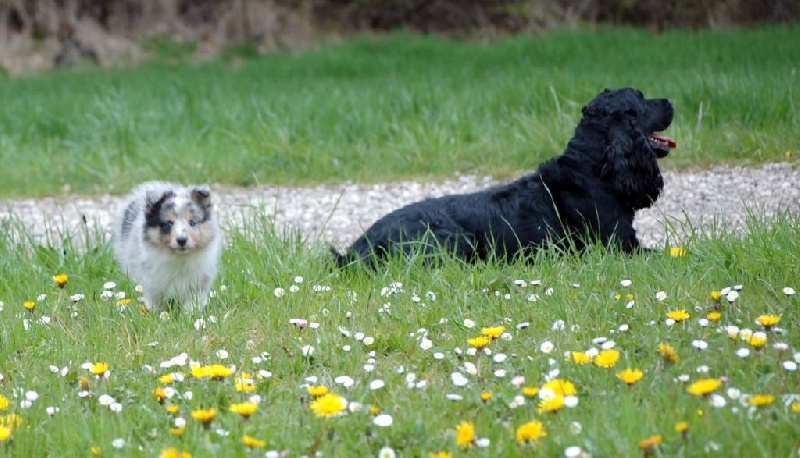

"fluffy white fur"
[113,181,223,312]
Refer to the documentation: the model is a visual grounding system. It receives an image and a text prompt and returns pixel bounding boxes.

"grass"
[0,208,798,456]
[0,26,798,198]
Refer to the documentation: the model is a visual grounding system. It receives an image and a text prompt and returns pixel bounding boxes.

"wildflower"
[229,402,258,419]
[782,286,795,296]
[242,435,266,449]
[90,362,109,377]
[516,420,547,445]
[53,274,68,288]
[428,452,452,458]
[480,391,493,402]
[301,345,315,356]
[756,314,780,330]
[463,319,476,328]
[455,421,476,448]
[307,385,329,398]
[594,349,620,368]
[707,311,721,322]
[522,386,540,398]
[658,342,678,363]
[159,448,191,458]
[542,379,577,396]
[0,425,11,441]
[378,447,397,458]
[675,421,689,438]
[153,387,167,403]
[165,405,179,415]
[170,425,186,437]
[191,364,233,380]
[538,395,565,413]
[710,291,721,301]
[191,408,217,428]
[655,291,667,301]
[373,414,393,427]
[539,341,555,354]
[0,395,8,411]
[639,435,662,455]
[572,352,592,365]
[686,379,721,396]
[480,326,505,340]
[666,310,690,322]
[747,395,775,407]
[467,336,492,348]
[309,393,347,418]
[670,247,686,257]
[616,368,644,385]
[748,332,768,349]
[24,301,35,311]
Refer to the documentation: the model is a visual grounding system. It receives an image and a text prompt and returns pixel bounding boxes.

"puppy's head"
[144,185,216,253]
[582,88,677,209]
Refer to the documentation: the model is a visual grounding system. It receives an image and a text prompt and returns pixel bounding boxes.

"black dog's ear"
[602,120,664,210]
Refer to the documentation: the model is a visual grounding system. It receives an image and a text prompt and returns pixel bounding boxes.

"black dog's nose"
[176,235,188,247]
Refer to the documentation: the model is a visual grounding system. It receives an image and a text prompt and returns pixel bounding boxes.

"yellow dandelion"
[467,336,492,348]
[165,405,180,415]
[675,421,689,434]
[480,326,506,340]
[748,395,775,407]
[307,385,330,398]
[538,395,565,413]
[229,402,258,419]
[454,421,476,448]
[153,387,166,403]
[748,333,768,348]
[309,393,347,418]
[169,426,185,437]
[428,452,453,458]
[242,435,266,448]
[159,373,176,384]
[666,310,690,322]
[786,151,793,159]
[670,247,687,257]
[791,402,800,413]
[369,405,381,416]
[159,448,191,458]
[707,311,722,322]
[710,291,722,301]
[0,395,9,411]
[0,414,23,429]
[516,420,547,444]
[0,426,11,442]
[480,391,493,402]
[116,298,131,307]
[90,362,109,376]
[53,274,68,288]
[191,364,233,380]
[78,377,90,388]
[639,435,662,454]
[90,446,102,455]
[542,379,577,396]
[522,386,540,398]
[756,314,781,329]
[657,342,678,363]
[594,349,620,368]
[571,351,592,365]
[616,368,644,385]
[235,376,256,393]
[191,408,217,427]
[686,379,721,396]
[23,301,35,311]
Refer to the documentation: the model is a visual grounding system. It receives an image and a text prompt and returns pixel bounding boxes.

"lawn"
[0,26,798,198]
[0,26,799,457]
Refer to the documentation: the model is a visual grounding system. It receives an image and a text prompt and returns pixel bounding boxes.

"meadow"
[1,26,799,457]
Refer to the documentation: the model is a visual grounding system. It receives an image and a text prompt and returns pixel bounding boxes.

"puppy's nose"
[176,235,188,247]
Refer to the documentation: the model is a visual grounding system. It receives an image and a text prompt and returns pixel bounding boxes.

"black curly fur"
[333,88,675,267]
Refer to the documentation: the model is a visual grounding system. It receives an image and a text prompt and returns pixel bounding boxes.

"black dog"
[333,88,676,267]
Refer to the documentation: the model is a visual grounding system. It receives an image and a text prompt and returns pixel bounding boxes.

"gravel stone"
[2,163,798,250]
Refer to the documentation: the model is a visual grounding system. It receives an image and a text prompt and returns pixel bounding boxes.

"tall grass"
[0,26,798,198]
[0,209,797,456]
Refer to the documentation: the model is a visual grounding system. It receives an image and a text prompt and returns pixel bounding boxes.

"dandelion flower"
[191,408,217,428]
[571,352,592,365]
[229,402,258,419]
[670,247,686,257]
[594,349,620,368]
[657,342,678,363]
[242,435,266,449]
[686,379,721,396]
[480,391,493,402]
[428,452,453,458]
[191,364,233,380]
[710,291,721,301]
[748,332,768,349]
[616,368,644,385]
[454,421,476,448]
[538,395,565,413]
[522,387,540,398]
[467,336,492,348]
[309,393,347,418]
[666,310,690,322]
[0,395,8,411]
[23,301,35,311]
[480,326,506,340]
[747,395,775,407]
[159,448,191,458]
[756,314,780,330]
[53,274,68,288]
[639,435,662,454]
[307,385,329,398]
[675,421,689,434]
[90,362,109,376]
[0,426,11,442]
[707,311,721,322]
[516,420,547,444]
[542,379,577,396]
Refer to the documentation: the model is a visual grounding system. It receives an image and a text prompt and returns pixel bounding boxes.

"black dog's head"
[579,88,676,210]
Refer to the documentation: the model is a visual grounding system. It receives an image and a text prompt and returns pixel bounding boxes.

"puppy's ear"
[603,121,663,210]
[190,185,213,211]
[145,189,174,213]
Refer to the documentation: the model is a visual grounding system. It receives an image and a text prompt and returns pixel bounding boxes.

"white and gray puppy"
[113,181,223,312]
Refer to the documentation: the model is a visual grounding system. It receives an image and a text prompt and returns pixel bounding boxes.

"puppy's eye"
[188,220,197,227]
[161,221,173,231]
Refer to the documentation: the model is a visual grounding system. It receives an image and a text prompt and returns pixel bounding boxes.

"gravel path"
[2,162,798,249]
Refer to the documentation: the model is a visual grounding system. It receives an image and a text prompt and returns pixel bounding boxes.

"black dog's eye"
[188,220,197,227]
[161,221,173,231]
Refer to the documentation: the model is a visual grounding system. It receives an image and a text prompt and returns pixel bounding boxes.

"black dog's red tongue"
[650,133,677,149]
